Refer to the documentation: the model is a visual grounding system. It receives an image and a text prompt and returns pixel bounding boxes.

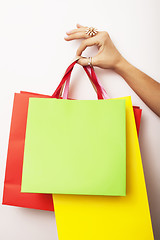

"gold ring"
[85,27,98,37]
[88,57,93,67]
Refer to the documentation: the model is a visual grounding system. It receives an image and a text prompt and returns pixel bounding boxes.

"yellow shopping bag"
[53,96,154,240]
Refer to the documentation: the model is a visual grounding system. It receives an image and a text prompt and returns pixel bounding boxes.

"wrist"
[113,56,131,75]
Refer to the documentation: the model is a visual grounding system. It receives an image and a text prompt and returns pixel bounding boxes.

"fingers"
[64,24,99,67]
[76,23,85,28]
[65,31,89,41]
[76,38,98,56]
[66,26,86,35]
[77,56,97,67]
[77,57,92,66]
[65,24,88,41]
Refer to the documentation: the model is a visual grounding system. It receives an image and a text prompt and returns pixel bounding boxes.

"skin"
[64,24,160,117]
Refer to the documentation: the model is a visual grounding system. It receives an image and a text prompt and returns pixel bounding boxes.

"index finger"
[64,31,89,41]
[76,38,98,56]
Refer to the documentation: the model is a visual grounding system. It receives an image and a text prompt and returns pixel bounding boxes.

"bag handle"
[88,67,110,99]
[63,65,110,99]
[52,59,104,99]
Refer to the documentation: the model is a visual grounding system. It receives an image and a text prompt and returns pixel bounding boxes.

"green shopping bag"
[21,60,126,196]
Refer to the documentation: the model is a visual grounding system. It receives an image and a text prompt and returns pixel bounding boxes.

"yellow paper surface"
[53,96,154,240]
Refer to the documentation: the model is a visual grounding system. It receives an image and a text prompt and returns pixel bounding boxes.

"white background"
[0,0,159,239]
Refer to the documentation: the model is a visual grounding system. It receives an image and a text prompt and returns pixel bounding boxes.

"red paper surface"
[2,91,142,211]
[2,92,54,211]
[133,106,142,135]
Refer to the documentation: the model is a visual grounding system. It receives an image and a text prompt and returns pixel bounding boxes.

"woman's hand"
[65,24,160,116]
[64,24,123,70]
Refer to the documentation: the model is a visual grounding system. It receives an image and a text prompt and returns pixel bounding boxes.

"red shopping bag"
[133,106,142,135]
[2,63,142,210]
[2,92,54,211]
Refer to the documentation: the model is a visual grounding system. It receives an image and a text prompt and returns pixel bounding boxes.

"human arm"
[65,24,160,117]
[115,58,160,117]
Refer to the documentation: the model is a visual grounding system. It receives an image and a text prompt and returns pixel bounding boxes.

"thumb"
[77,56,97,67]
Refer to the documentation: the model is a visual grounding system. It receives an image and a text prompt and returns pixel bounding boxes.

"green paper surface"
[21,98,126,196]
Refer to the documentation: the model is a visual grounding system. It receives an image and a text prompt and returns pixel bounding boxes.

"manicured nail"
[66,30,72,34]
[64,36,69,40]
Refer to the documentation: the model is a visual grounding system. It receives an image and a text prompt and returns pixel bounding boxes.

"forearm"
[114,57,160,117]
[65,26,160,116]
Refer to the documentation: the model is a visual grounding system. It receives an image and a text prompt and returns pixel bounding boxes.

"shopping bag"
[52,65,153,239]
[2,92,54,211]
[2,64,113,210]
[21,60,127,196]
[2,58,142,210]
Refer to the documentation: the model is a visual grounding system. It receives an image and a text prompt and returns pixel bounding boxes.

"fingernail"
[66,30,72,34]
